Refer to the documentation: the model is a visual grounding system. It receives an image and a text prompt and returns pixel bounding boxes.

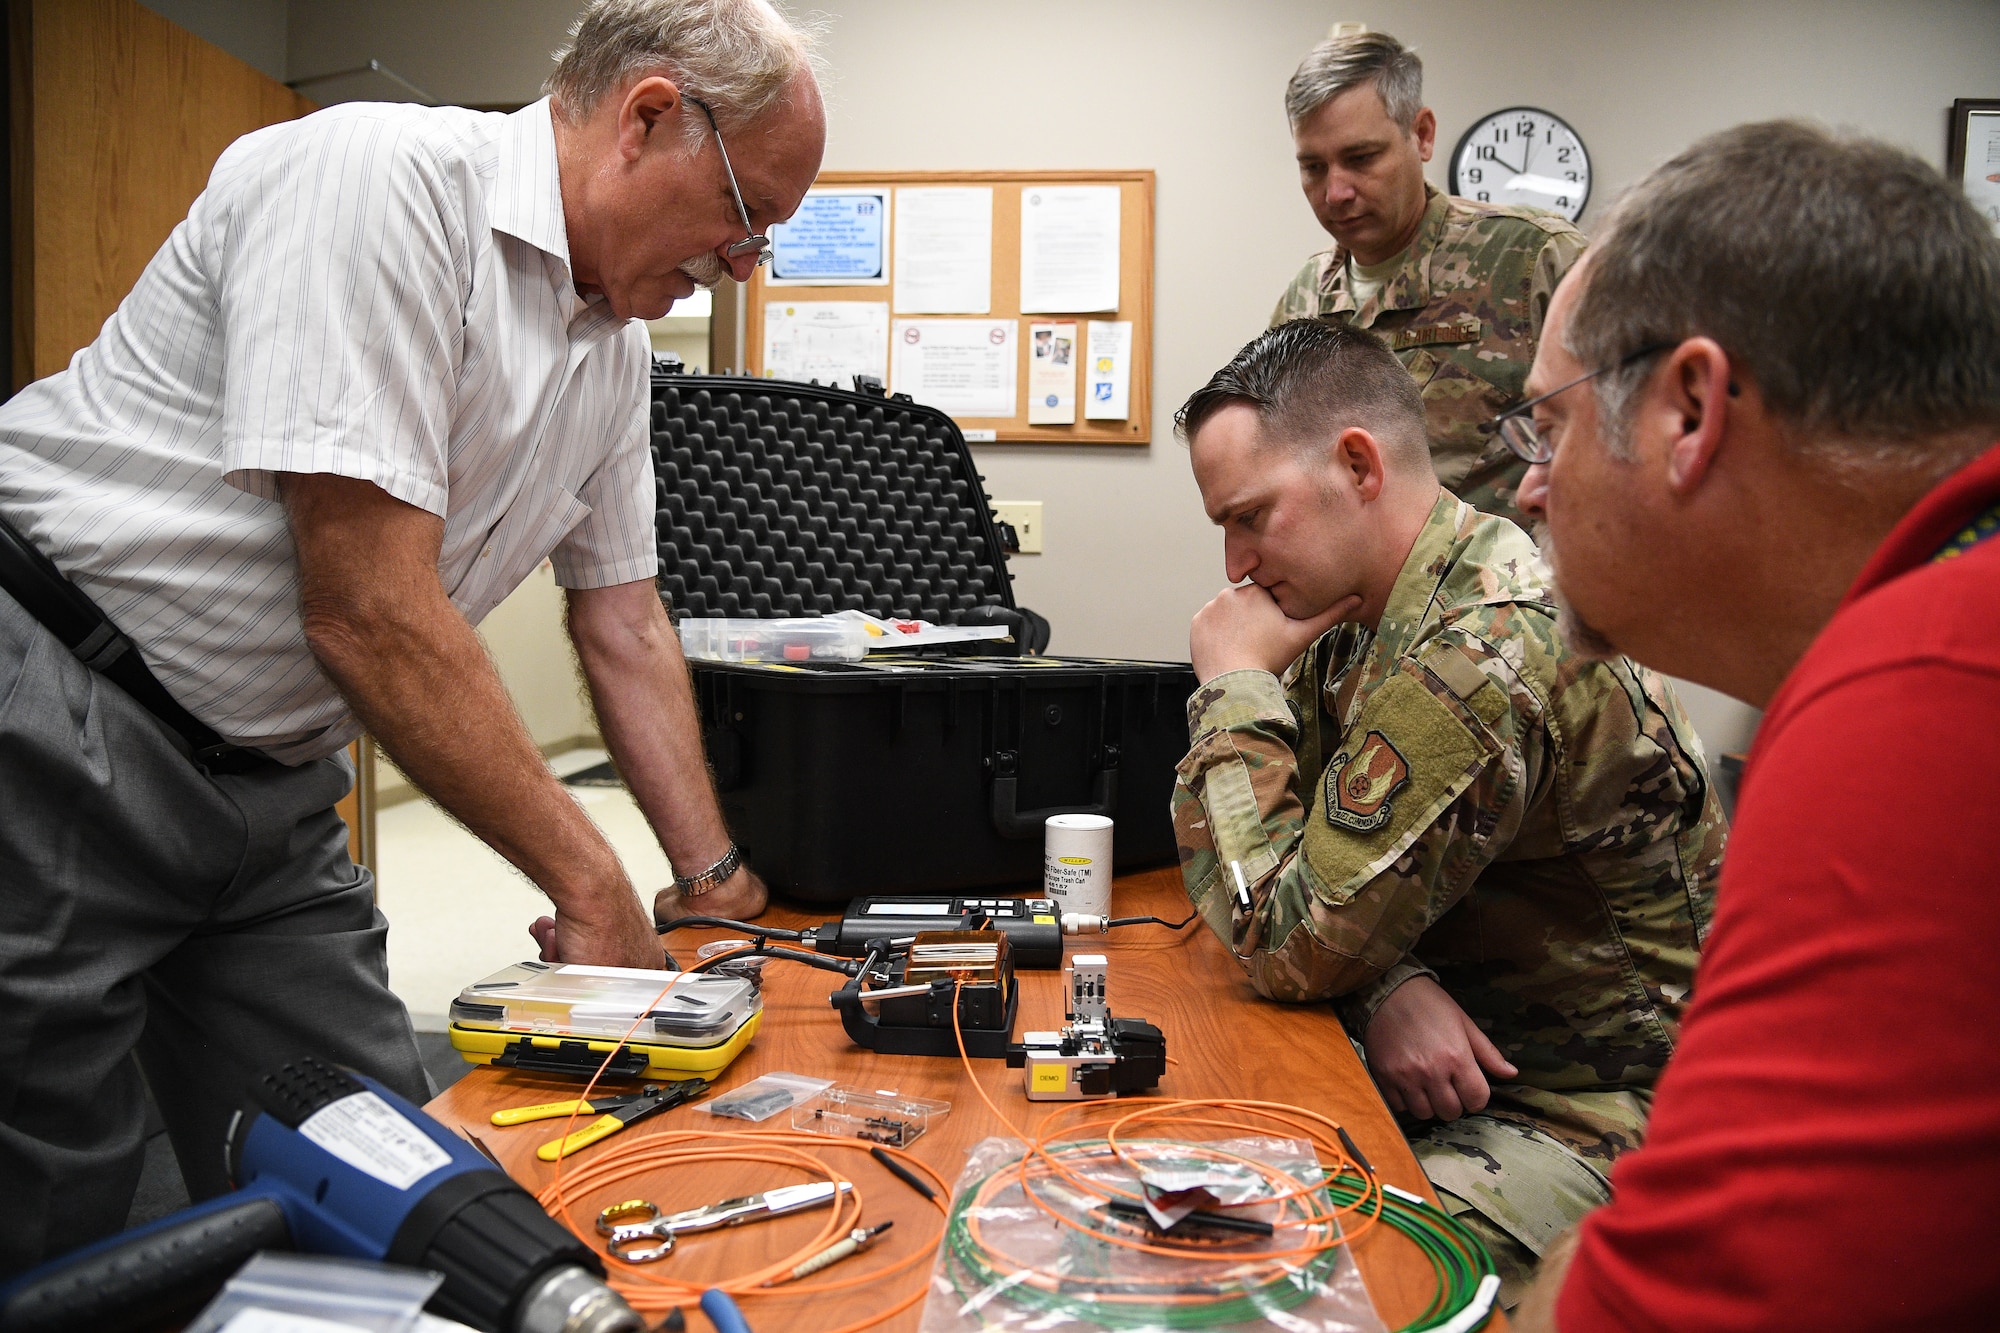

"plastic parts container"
[793,1086,952,1147]
[679,616,871,664]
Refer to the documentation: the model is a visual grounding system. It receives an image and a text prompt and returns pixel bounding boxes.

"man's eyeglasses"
[687,97,771,268]
[1484,343,1672,464]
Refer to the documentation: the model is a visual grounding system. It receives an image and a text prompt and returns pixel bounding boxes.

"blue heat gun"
[0,1057,644,1333]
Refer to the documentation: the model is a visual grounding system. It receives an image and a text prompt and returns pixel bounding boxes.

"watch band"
[673,844,744,897]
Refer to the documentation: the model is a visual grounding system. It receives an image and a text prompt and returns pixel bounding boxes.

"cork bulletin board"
[744,170,1154,445]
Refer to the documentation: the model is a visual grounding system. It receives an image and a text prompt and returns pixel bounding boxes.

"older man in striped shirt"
[0,0,821,1270]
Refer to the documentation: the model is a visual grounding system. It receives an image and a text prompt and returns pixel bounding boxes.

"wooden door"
[8,0,314,387]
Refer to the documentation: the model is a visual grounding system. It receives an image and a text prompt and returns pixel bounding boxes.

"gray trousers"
[0,586,430,1275]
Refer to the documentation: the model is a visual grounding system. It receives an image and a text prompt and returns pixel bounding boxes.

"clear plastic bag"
[919,1135,1385,1333]
[701,1070,834,1122]
[185,1253,441,1333]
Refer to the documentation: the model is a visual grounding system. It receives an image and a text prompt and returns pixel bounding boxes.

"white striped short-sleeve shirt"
[0,98,658,763]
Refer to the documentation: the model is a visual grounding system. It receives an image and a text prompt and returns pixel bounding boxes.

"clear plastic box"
[448,962,760,1045]
[792,1085,952,1147]
[678,617,871,664]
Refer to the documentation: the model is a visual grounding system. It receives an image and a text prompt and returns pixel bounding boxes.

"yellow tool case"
[447,961,762,1081]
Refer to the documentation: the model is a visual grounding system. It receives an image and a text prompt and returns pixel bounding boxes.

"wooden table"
[427,868,1455,1330]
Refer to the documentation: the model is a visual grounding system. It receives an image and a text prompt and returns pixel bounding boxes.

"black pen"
[870,1145,937,1201]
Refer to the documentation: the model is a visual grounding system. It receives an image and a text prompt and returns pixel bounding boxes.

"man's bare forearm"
[566,581,735,872]
[310,580,628,901]
[282,475,637,919]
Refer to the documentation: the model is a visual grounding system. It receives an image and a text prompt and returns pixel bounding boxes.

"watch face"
[1449,107,1591,222]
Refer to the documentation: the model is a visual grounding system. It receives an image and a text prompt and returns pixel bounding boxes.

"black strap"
[0,510,262,772]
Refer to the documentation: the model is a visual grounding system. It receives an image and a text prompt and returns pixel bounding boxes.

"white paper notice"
[1020,186,1121,313]
[761,301,890,388]
[1027,321,1077,424]
[891,319,1016,418]
[1084,320,1132,420]
[1965,110,2000,236]
[893,187,993,313]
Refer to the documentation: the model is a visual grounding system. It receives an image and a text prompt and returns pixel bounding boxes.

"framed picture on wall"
[1947,98,2000,236]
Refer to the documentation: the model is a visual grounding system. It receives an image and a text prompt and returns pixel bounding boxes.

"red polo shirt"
[1558,442,2000,1331]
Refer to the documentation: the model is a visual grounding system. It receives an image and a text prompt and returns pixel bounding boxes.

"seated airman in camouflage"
[1170,319,1727,1305]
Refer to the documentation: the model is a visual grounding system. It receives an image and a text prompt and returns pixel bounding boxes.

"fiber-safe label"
[298,1092,451,1190]
[1045,857,1098,899]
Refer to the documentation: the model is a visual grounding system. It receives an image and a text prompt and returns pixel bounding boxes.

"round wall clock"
[1448,106,1591,222]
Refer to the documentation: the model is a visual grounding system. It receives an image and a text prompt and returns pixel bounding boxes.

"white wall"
[277,0,2000,758]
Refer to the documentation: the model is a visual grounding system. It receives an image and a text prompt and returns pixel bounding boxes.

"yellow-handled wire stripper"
[492,1078,709,1161]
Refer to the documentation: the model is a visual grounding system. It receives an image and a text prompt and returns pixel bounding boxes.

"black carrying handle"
[988,752,1119,839]
[0,1194,291,1333]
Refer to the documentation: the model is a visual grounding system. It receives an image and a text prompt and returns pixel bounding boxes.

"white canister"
[1044,813,1114,916]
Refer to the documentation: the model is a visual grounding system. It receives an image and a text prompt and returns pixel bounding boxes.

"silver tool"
[597,1182,855,1263]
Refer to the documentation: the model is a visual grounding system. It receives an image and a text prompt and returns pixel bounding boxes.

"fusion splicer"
[813,896,1065,970]
[829,930,1019,1059]
[1007,954,1166,1100]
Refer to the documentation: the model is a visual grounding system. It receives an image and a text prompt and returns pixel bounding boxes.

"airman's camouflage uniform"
[1172,494,1725,1299]
[1271,187,1586,527]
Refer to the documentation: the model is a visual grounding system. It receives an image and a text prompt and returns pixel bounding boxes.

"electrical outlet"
[992,501,1044,554]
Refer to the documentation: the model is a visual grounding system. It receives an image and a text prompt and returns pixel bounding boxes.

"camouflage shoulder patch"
[1301,665,1501,905]
[1326,731,1410,833]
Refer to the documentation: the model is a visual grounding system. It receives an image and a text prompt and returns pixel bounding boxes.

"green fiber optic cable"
[1321,1173,1497,1332]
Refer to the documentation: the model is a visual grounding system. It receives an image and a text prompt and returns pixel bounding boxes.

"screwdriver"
[758,1221,894,1287]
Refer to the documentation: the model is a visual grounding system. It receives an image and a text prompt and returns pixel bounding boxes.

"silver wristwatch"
[673,844,744,897]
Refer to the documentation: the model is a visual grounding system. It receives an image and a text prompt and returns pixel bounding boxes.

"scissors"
[491,1078,708,1161]
[594,1181,855,1263]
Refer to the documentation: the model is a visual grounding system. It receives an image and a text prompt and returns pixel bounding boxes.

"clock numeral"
[1477,191,1490,202]
[1476,145,1497,160]
[1517,118,1536,138]
[1556,197,1570,208]
[1464,167,1482,185]
[1566,171,1580,182]
[1495,128,1510,143]
[1557,147,1573,163]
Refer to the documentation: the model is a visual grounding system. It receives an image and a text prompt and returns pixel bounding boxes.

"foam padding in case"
[650,374,1014,621]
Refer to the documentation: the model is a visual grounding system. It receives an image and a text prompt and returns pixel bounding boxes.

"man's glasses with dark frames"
[1484,343,1672,464]
[687,96,771,268]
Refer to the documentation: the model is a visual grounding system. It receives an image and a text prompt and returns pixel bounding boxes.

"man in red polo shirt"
[1501,121,2000,1330]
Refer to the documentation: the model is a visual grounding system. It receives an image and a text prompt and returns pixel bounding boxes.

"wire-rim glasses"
[686,96,772,267]
[1484,342,1673,464]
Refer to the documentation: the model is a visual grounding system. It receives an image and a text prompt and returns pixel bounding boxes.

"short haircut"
[1176,320,1432,475]
[1572,120,2000,468]
[1285,31,1423,132]
[545,0,820,139]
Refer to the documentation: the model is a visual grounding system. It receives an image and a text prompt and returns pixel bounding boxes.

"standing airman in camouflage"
[1274,31,1585,526]
[1172,320,1726,1306]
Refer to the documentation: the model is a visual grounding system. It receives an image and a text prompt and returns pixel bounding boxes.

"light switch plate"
[992,501,1044,554]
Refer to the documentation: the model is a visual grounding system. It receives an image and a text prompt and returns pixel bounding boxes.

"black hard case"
[649,370,1196,903]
